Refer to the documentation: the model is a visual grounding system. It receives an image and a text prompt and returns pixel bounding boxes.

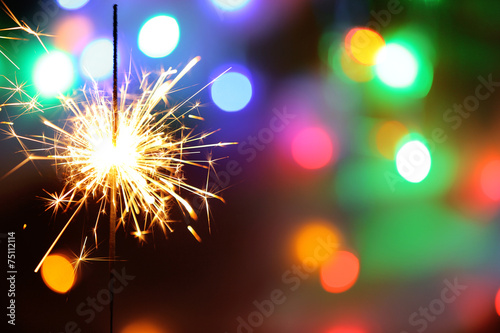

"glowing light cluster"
[339,28,385,82]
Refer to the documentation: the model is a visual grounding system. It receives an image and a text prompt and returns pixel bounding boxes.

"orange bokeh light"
[327,326,365,333]
[121,320,165,333]
[321,251,359,293]
[41,254,75,294]
[294,221,339,263]
[54,15,94,53]
[375,120,409,159]
[345,28,385,66]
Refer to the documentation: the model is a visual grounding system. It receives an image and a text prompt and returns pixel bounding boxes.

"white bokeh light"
[375,44,418,88]
[396,140,431,183]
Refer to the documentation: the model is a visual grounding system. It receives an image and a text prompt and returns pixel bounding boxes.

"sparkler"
[2,4,234,330]
[0,4,233,274]
[17,55,233,274]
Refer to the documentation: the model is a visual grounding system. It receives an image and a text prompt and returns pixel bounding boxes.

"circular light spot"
[480,160,500,201]
[292,127,335,170]
[345,28,385,66]
[121,320,165,333]
[34,51,74,96]
[375,44,418,88]
[80,39,114,79]
[57,0,90,10]
[496,288,500,317]
[294,222,339,263]
[211,72,252,112]
[375,121,409,159]
[41,254,75,293]
[327,326,365,333]
[211,0,251,11]
[138,15,180,58]
[54,15,94,53]
[396,140,431,183]
[320,251,360,293]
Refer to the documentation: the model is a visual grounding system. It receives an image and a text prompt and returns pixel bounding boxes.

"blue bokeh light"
[211,0,252,12]
[211,71,253,112]
[57,0,90,10]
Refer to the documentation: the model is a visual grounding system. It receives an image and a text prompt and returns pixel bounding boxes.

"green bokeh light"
[354,202,497,281]
[333,144,457,209]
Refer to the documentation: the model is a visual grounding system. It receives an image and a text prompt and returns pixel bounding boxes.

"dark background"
[1,0,500,332]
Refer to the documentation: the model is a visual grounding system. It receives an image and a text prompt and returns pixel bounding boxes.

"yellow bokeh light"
[375,120,409,159]
[294,221,340,263]
[340,49,374,82]
[345,28,385,66]
[41,254,75,294]
[121,320,165,333]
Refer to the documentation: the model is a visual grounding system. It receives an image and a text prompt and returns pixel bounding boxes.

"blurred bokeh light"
[375,43,418,88]
[211,0,251,12]
[291,127,336,170]
[138,15,180,58]
[53,15,94,53]
[80,38,115,80]
[345,28,385,66]
[375,120,409,159]
[34,51,75,96]
[396,139,432,183]
[480,159,500,201]
[320,251,360,294]
[211,71,253,112]
[294,221,339,263]
[40,254,75,294]
[57,0,89,10]
[121,320,165,333]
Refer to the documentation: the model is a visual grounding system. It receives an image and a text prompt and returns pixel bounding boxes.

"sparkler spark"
[5,56,235,273]
[0,1,49,120]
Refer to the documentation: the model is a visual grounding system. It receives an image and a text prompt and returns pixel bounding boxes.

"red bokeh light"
[321,251,360,293]
[291,127,336,170]
[480,159,500,201]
